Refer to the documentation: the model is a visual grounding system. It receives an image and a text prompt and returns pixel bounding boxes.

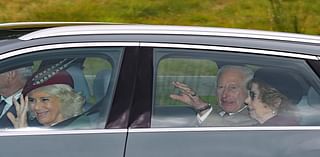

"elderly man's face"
[216,69,248,113]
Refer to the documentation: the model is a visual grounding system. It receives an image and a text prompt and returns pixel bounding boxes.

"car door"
[0,42,139,157]
[125,42,320,157]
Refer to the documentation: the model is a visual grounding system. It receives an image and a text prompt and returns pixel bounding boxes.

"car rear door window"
[153,48,320,127]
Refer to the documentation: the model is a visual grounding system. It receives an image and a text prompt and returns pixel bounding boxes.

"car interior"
[152,49,320,127]
[0,56,114,129]
[65,58,113,129]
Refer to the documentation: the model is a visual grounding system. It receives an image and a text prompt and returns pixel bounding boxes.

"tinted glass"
[0,47,123,130]
[153,48,320,127]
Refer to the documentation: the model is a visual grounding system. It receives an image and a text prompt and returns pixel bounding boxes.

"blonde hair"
[30,84,85,119]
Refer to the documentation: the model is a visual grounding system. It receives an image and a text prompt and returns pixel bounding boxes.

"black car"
[0,22,320,157]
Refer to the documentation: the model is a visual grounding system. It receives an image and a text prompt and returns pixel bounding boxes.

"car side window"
[153,55,217,127]
[153,48,320,127]
[0,47,123,130]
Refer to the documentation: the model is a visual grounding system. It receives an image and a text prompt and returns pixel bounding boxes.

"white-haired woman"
[245,68,301,126]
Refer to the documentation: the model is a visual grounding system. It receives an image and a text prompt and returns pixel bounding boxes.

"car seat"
[93,69,112,102]
[66,65,91,103]
[297,87,320,125]
[85,69,112,128]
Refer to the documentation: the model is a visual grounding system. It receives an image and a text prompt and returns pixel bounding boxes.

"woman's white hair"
[32,84,85,119]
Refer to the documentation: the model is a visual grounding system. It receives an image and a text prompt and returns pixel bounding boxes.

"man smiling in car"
[170,65,257,126]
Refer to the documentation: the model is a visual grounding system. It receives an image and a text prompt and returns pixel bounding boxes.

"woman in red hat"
[7,66,89,128]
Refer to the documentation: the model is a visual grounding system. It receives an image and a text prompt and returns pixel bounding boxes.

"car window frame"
[0,42,140,136]
[129,42,320,130]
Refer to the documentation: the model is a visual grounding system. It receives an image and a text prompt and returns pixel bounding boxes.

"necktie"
[0,100,6,115]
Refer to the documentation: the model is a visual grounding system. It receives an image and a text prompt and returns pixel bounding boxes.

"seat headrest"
[93,69,112,102]
[307,87,320,108]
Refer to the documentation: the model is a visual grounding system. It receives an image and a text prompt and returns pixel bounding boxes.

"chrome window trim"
[129,127,320,133]
[0,129,127,137]
[0,42,139,60]
[2,42,315,61]
[19,25,320,44]
[141,42,318,60]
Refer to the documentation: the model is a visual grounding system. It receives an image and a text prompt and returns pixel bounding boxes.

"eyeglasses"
[249,90,256,100]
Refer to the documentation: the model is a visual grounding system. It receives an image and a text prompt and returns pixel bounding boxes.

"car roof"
[0,22,117,40]
[17,24,320,44]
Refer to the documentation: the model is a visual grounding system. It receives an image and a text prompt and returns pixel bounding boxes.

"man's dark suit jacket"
[0,104,16,128]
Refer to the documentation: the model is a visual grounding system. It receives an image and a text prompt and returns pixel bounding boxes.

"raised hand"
[7,95,29,128]
[169,81,209,111]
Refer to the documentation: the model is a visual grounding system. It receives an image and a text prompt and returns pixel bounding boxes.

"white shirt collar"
[197,106,213,123]
[219,105,248,117]
[197,104,248,123]
[0,89,22,117]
